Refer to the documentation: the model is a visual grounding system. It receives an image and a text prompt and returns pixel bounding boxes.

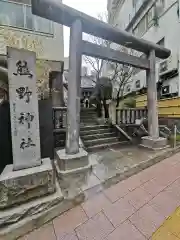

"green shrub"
[169,134,180,146]
[124,97,136,108]
[169,134,180,141]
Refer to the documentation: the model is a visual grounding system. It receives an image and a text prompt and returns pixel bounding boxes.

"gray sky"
[63,0,107,57]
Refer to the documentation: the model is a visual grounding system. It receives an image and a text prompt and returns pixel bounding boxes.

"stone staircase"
[80,108,129,152]
[80,108,98,126]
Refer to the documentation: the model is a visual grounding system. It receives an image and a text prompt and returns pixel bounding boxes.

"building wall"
[109,0,133,28]
[107,0,180,96]
[0,0,64,61]
[136,94,180,118]
[0,0,64,95]
[135,1,179,94]
[141,2,179,56]
[162,75,179,95]
[0,24,64,61]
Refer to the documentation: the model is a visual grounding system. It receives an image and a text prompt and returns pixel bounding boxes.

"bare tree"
[83,41,136,109]
[83,13,110,81]
[107,47,137,107]
[83,12,139,113]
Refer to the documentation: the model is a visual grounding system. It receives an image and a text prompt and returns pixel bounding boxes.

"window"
[161,0,165,9]
[159,60,168,73]
[25,5,34,30]
[133,15,146,37]
[135,80,141,89]
[132,0,140,9]
[0,1,24,28]
[132,0,141,11]
[162,85,170,95]
[156,0,165,16]
[0,0,53,35]
[33,15,53,34]
[12,0,31,4]
[126,85,131,92]
[133,6,155,37]
[132,0,136,8]
[147,7,154,27]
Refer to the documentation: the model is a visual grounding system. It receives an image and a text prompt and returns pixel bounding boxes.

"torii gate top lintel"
[32,0,170,60]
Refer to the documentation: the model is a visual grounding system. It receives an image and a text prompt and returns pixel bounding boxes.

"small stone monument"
[0,48,62,230]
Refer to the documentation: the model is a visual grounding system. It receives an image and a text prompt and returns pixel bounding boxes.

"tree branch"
[83,11,135,108]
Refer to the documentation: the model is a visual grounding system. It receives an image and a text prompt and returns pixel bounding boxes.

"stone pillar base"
[141,136,167,150]
[0,158,56,209]
[56,148,91,174]
[0,179,63,231]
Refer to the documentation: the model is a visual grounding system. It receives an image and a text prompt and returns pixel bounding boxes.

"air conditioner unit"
[161,85,170,95]
[159,55,178,76]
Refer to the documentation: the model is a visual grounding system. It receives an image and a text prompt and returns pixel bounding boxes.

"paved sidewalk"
[19,152,180,240]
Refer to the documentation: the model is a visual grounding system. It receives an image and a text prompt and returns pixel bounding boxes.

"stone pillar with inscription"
[8,47,41,170]
[0,48,63,228]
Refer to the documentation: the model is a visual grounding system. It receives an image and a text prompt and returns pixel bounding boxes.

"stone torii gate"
[32,0,170,170]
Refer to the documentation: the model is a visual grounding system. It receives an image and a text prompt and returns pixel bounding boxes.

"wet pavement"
[59,145,173,200]
[19,151,180,240]
[92,146,159,181]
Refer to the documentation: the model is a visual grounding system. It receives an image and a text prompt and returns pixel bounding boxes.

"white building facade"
[107,0,180,98]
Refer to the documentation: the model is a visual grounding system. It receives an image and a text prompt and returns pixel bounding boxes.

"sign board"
[7,47,41,170]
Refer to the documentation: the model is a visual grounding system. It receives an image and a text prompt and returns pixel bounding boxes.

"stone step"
[81,120,97,124]
[81,118,97,121]
[81,110,96,113]
[80,118,97,122]
[80,122,98,128]
[80,124,109,132]
[87,141,129,152]
[82,132,116,141]
[81,120,97,123]
[80,124,99,128]
[80,122,98,126]
[81,121,98,125]
[84,136,118,147]
[81,108,96,111]
[81,112,97,115]
[80,111,96,114]
[80,127,112,136]
[80,120,98,124]
[80,115,97,119]
[80,112,96,115]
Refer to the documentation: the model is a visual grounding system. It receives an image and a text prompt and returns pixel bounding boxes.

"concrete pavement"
[18,151,180,240]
